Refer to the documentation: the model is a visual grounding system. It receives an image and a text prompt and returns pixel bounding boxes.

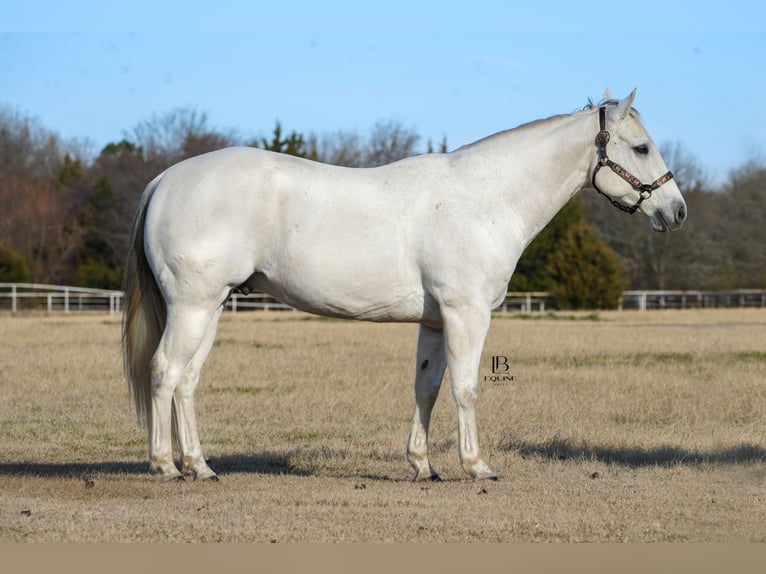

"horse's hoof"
[161,474,185,483]
[473,471,499,481]
[465,460,498,481]
[190,467,219,482]
[413,469,442,483]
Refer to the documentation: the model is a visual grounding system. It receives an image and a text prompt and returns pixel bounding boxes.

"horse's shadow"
[0,452,308,479]
[0,460,148,478]
[1,441,763,479]
[502,438,766,468]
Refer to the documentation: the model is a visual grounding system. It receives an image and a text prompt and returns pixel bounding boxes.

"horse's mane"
[510,97,641,133]
[455,97,641,153]
[583,98,641,119]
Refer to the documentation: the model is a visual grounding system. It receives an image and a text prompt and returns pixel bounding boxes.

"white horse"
[123,90,686,482]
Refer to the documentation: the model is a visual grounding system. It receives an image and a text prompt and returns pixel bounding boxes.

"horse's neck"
[455,109,596,244]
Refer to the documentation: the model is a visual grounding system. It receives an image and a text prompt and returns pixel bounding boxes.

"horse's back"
[144,147,441,322]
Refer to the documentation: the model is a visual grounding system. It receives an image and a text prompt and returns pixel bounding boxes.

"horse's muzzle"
[650,200,687,232]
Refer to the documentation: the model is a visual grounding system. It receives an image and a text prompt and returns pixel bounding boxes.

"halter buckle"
[596,130,610,146]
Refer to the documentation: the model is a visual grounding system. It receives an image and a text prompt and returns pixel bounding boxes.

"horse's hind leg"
[149,303,222,481]
[173,305,224,481]
[407,325,447,482]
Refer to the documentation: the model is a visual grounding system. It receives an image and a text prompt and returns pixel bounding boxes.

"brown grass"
[1,309,765,542]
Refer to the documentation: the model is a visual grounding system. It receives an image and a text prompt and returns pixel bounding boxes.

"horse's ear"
[602,88,613,101]
[614,88,637,120]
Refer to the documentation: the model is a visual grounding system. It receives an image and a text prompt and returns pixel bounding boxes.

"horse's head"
[589,89,686,232]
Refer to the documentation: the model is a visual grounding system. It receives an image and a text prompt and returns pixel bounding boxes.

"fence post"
[11,284,17,315]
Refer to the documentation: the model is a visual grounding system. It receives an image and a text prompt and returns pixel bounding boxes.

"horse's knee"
[451,384,477,409]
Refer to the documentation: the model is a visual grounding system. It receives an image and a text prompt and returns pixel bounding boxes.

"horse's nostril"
[676,204,687,224]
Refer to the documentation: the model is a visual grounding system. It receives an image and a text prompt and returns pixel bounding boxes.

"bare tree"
[307,131,365,167]
[717,164,766,287]
[363,120,420,167]
[0,174,86,282]
[303,120,422,167]
[659,141,711,193]
[0,107,89,282]
[0,106,65,181]
[131,107,237,166]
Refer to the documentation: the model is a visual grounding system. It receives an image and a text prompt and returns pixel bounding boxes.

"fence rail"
[2,283,766,316]
[0,283,124,315]
[620,289,766,311]
[498,289,766,312]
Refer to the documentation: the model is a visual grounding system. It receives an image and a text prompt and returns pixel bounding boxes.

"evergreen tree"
[0,241,30,282]
[508,195,628,309]
[72,175,123,289]
[546,221,628,309]
[258,122,311,158]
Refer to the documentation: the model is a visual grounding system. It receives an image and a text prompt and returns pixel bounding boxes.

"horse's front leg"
[442,304,498,480]
[407,324,447,482]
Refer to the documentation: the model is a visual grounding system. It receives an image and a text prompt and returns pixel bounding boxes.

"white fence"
[226,292,293,312]
[620,289,766,311]
[0,283,124,315]
[0,283,294,315]
[2,283,766,316]
[500,290,766,312]
[501,290,766,311]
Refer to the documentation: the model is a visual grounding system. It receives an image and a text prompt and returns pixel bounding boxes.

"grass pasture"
[1,309,765,542]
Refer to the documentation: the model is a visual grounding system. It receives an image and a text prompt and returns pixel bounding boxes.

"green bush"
[546,222,628,310]
[74,259,122,290]
[0,243,31,282]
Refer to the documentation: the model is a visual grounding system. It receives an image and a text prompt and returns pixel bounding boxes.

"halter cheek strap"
[591,106,674,214]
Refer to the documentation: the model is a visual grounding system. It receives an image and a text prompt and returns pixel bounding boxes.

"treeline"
[1,104,764,307]
[0,107,432,290]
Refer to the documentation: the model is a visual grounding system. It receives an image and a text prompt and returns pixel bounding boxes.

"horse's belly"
[293,290,428,323]
[251,266,436,324]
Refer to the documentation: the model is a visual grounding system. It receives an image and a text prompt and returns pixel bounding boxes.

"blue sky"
[2,1,764,185]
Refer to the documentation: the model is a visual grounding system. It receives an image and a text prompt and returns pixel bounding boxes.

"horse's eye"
[634,144,650,155]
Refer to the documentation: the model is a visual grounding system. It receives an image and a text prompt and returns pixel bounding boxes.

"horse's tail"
[122,174,166,431]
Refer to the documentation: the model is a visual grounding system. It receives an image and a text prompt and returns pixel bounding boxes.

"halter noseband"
[591,105,674,214]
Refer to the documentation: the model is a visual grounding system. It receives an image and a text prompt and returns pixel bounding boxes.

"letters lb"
[491,356,509,373]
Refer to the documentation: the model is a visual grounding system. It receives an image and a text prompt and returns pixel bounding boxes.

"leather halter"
[591,105,674,214]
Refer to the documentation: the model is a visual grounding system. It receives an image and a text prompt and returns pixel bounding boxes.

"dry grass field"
[1,308,765,542]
